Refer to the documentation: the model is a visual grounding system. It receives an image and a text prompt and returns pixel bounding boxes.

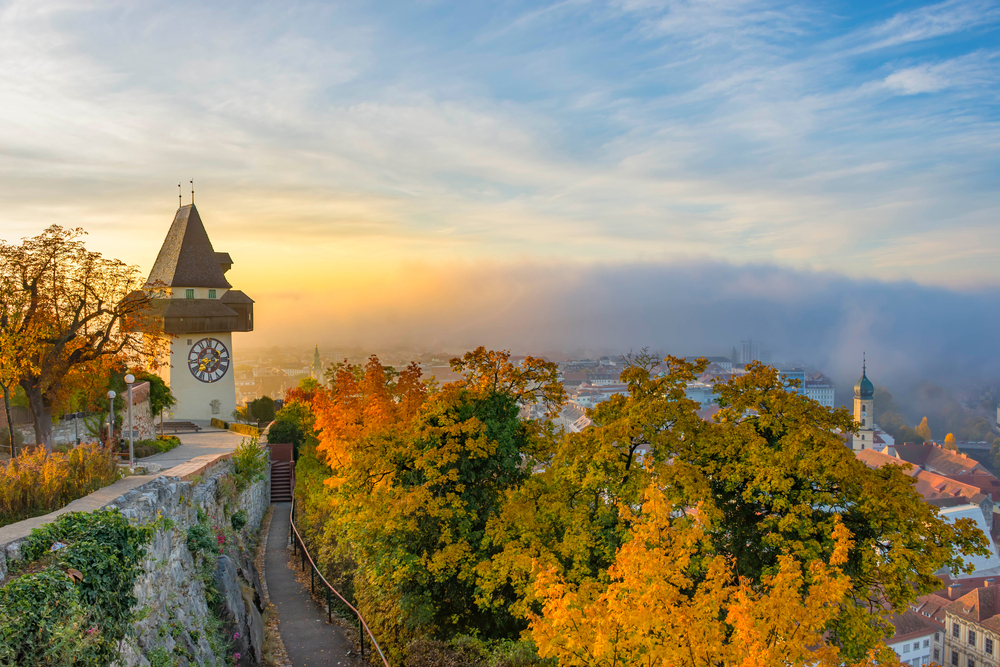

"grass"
[0,444,121,528]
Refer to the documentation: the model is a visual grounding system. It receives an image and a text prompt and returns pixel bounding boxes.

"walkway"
[265,502,355,667]
[0,422,245,547]
[140,419,247,468]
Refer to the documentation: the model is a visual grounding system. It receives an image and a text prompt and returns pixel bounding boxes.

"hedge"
[210,418,229,430]
[228,423,260,437]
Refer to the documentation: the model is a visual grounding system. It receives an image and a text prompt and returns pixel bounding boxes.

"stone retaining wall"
[0,454,271,666]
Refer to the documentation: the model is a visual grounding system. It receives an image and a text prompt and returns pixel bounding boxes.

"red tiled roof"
[890,610,940,642]
[856,449,918,476]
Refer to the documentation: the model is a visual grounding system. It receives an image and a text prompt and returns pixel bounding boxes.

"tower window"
[862,434,865,440]
[861,419,866,426]
[185,289,194,299]
[209,289,216,299]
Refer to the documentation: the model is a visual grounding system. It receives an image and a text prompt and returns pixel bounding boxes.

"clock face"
[188,337,231,383]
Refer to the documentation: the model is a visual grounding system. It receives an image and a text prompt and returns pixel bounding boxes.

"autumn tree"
[530,482,899,667]
[944,432,958,451]
[482,359,987,660]
[308,351,562,659]
[0,226,161,449]
[915,416,933,442]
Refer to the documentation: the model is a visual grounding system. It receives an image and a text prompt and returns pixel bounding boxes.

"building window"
[185,289,194,299]
[935,650,941,662]
[862,418,866,426]
[925,640,931,648]
[971,630,978,646]
[956,624,962,638]
[954,652,961,666]
[989,638,995,655]
[970,658,976,667]
[914,642,920,651]
[209,289,216,299]
[904,645,911,653]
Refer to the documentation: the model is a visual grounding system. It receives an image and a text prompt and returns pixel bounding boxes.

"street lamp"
[124,374,135,469]
[107,390,116,446]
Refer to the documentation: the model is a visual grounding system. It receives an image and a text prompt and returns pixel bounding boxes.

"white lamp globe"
[107,390,116,399]
[124,374,135,384]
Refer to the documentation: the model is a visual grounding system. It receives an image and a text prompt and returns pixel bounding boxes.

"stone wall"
[0,456,271,666]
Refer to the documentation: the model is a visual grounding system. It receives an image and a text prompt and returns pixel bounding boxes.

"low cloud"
[256,259,1000,390]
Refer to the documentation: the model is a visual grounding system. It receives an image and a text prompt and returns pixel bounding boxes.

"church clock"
[188,337,231,383]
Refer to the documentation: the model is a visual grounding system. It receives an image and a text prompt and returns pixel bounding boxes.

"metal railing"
[289,497,390,666]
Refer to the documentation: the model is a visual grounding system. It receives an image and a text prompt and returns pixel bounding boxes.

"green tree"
[990,438,1000,470]
[248,396,276,425]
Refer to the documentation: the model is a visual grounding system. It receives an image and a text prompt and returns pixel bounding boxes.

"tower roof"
[147,205,232,289]
[854,359,874,399]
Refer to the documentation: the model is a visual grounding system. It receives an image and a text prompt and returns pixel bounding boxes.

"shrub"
[230,509,247,531]
[186,523,219,556]
[231,437,268,491]
[404,637,549,667]
[0,509,152,665]
[211,417,228,430]
[267,418,303,458]
[132,435,181,459]
[229,423,261,437]
[0,444,120,527]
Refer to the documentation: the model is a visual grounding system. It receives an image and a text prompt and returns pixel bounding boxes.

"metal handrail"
[289,496,390,666]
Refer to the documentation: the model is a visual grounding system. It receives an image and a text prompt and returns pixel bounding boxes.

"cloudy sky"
[1,0,998,382]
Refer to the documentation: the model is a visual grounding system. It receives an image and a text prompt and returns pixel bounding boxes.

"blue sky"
[0,0,998,362]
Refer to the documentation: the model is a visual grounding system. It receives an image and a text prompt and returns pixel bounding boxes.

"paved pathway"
[0,422,245,547]
[266,502,355,667]
[140,420,247,468]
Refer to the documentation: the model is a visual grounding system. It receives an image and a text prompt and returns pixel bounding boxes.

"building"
[685,382,716,409]
[888,610,940,666]
[943,579,1000,667]
[741,339,760,364]
[804,379,835,408]
[853,360,875,451]
[685,356,733,372]
[145,204,254,420]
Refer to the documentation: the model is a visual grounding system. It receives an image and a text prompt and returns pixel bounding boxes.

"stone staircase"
[271,461,293,502]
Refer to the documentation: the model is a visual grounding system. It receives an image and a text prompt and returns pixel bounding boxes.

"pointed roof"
[854,357,874,399]
[147,205,232,289]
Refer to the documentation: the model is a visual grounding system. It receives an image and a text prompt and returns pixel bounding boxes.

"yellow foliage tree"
[944,432,958,451]
[530,482,900,667]
[916,417,933,442]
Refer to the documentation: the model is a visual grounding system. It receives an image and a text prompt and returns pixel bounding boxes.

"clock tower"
[145,204,253,421]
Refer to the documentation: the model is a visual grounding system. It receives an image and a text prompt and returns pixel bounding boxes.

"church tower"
[852,358,875,451]
[145,205,254,421]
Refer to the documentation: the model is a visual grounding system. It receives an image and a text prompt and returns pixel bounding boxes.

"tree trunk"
[21,378,52,452]
[1,382,16,458]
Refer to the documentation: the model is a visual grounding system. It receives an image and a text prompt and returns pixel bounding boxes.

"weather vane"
[178,183,182,207]
[190,179,195,205]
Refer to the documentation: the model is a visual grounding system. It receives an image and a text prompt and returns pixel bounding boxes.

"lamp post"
[107,390,116,446]
[124,374,135,469]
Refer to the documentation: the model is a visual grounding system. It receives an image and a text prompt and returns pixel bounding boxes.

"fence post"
[311,565,314,594]
[360,619,365,661]
[327,588,332,623]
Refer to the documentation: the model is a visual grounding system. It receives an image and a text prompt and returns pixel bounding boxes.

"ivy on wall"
[0,509,152,666]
